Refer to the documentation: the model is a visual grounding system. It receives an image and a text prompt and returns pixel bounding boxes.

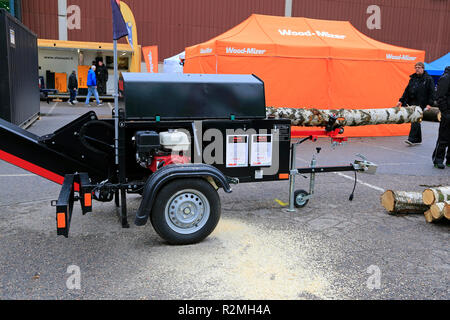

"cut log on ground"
[430,201,450,220]
[381,190,429,214]
[423,107,441,122]
[445,203,450,220]
[422,186,450,205]
[424,209,434,223]
[266,106,422,127]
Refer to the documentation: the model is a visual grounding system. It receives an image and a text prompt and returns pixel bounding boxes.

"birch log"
[445,203,450,220]
[422,186,450,205]
[266,106,422,127]
[381,190,429,214]
[430,201,450,220]
[424,209,434,223]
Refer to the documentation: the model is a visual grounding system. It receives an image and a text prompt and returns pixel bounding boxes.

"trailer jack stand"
[286,135,377,212]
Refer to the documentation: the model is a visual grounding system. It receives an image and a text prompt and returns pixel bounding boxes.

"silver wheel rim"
[296,193,307,206]
[164,189,210,234]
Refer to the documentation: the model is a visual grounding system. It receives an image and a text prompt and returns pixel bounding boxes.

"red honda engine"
[134,130,191,173]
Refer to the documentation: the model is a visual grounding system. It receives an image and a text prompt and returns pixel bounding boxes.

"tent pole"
[113,39,119,167]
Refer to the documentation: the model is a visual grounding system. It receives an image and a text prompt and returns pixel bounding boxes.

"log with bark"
[445,202,450,220]
[430,201,450,220]
[422,107,441,122]
[381,190,429,214]
[266,105,423,127]
[424,209,434,223]
[422,186,450,205]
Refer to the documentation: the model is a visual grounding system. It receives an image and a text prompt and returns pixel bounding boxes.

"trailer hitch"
[352,154,378,174]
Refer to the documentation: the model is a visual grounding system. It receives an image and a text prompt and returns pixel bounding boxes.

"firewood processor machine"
[0,73,377,245]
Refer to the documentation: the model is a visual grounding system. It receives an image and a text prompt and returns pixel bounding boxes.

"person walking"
[96,60,109,96]
[395,62,435,145]
[85,65,103,106]
[432,66,450,169]
[67,70,78,105]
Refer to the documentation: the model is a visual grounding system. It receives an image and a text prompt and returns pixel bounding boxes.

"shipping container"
[291,0,450,63]
[20,0,450,62]
[0,8,39,127]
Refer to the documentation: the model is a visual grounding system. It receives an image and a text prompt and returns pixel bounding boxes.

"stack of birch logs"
[381,187,450,223]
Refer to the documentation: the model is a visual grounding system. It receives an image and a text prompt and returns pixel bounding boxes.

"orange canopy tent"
[184,14,425,137]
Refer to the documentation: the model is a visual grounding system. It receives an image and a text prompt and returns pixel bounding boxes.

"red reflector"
[279,173,289,180]
[84,193,92,207]
[57,212,66,229]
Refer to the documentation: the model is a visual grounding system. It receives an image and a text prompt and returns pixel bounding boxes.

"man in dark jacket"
[432,66,450,169]
[395,62,435,145]
[96,60,109,95]
[67,70,78,105]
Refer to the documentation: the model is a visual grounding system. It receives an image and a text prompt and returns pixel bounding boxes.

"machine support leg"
[309,171,316,196]
[118,109,129,228]
[288,173,296,212]
[120,188,129,228]
[287,141,299,212]
[115,190,120,207]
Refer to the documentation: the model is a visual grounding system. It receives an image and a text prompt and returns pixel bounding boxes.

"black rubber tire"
[150,178,221,245]
[294,189,309,208]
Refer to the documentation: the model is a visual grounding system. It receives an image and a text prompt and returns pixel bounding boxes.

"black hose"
[349,169,357,201]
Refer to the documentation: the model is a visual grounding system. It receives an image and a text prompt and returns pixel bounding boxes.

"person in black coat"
[395,62,435,145]
[432,66,450,169]
[67,70,78,105]
[96,60,109,96]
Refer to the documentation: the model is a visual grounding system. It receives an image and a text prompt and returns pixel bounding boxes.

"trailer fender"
[135,164,233,226]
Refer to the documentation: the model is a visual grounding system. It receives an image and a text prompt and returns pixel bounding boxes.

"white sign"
[250,134,273,167]
[386,53,417,61]
[225,47,267,55]
[278,29,346,39]
[226,135,248,167]
[9,28,15,47]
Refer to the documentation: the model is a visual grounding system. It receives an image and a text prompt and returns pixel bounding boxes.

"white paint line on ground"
[296,156,385,193]
[48,102,58,114]
[108,102,113,111]
[335,172,385,193]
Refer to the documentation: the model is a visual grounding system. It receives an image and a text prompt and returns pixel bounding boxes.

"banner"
[77,65,91,89]
[142,46,158,73]
[55,73,67,92]
[119,1,137,50]
[110,0,128,40]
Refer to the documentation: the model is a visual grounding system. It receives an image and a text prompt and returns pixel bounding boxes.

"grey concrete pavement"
[0,101,448,300]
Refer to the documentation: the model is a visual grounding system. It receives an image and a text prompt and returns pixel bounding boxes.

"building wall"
[21,0,449,62]
[291,0,450,63]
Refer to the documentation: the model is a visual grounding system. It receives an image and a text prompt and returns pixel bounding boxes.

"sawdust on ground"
[140,217,348,299]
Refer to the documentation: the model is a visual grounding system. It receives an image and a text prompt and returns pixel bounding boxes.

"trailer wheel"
[150,178,221,245]
[294,189,309,208]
